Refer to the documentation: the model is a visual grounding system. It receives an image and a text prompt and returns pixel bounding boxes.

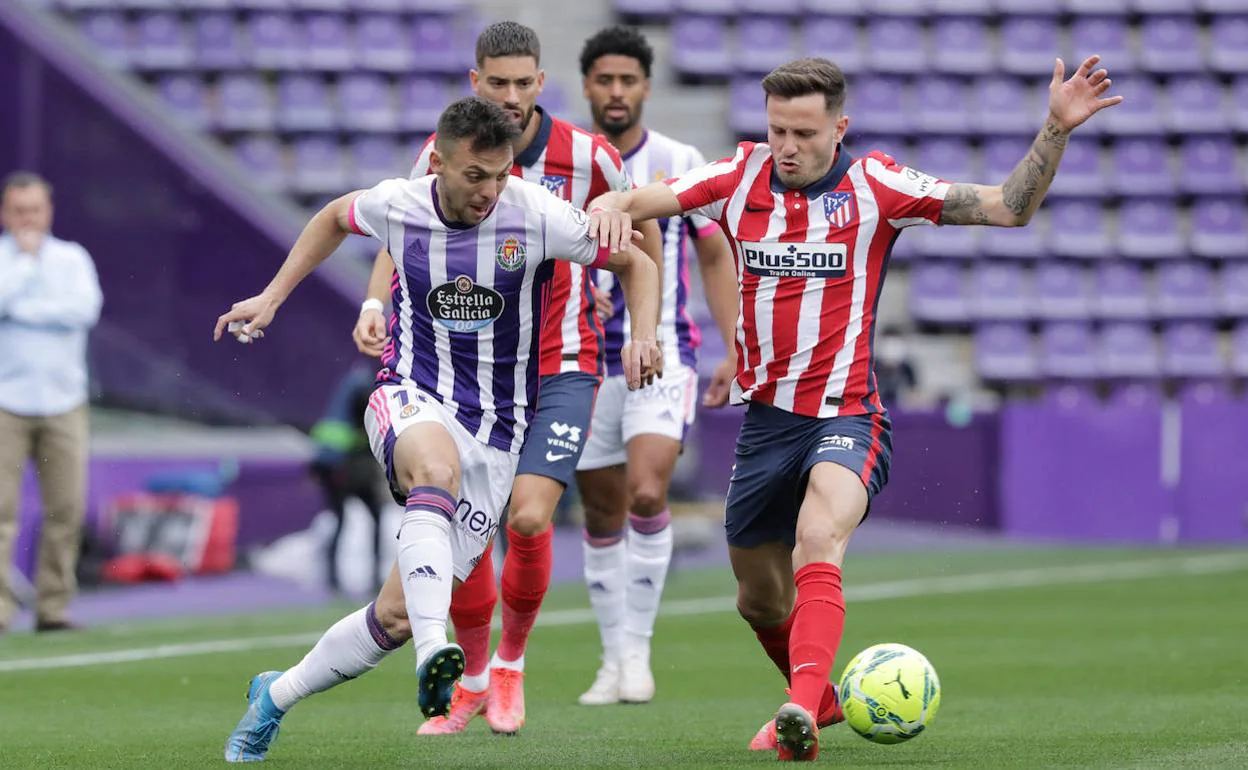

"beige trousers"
[0,405,89,626]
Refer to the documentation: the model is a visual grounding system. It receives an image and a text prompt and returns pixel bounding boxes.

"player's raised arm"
[213,179,398,343]
[940,55,1123,228]
[587,182,684,254]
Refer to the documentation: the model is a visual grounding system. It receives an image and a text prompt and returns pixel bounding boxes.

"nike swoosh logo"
[792,662,817,673]
[546,452,572,462]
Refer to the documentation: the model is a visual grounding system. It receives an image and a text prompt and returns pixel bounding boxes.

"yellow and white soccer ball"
[838,643,941,744]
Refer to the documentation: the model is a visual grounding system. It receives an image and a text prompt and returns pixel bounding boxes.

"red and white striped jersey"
[412,106,632,378]
[667,142,950,418]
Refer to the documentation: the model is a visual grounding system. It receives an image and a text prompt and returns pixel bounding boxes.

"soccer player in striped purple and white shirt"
[213,97,660,764]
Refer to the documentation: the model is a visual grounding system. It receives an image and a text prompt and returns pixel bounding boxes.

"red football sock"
[787,562,846,715]
[495,524,553,662]
[450,543,496,678]
[750,612,795,680]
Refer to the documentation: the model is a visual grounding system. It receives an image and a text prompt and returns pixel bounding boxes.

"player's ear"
[429,147,445,174]
[834,114,850,144]
[469,69,480,94]
[536,69,545,93]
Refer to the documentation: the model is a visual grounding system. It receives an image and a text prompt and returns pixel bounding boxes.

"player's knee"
[736,587,789,628]
[582,501,626,539]
[627,482,666,517]
[506,503,551,537]
[794,519,852,559]
[396,460,457,494]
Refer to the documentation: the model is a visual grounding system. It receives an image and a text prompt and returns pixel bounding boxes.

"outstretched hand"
[1048,54,1123,132]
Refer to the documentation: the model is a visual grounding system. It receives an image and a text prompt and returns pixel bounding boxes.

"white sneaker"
[578,659,620,705]
[618,651,655,704]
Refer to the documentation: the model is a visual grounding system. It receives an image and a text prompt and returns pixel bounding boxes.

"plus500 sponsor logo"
[741,242,848,278]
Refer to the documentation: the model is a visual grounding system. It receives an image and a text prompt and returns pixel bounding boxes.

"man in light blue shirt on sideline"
[0,171,103,633]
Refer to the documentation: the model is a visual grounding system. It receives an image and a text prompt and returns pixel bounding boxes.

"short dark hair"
[435,97,521,155]
[579,25,654,78]
[475,21,541,67]
[761,58,847,114]
[1,171,52,200]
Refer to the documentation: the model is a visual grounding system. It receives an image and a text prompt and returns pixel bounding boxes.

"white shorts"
[577,363,698,471]
[363,384,518,581]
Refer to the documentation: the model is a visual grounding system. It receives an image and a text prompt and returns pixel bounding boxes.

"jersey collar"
[430,178,479,230]
[769,145,854,199]
[513,105,553,168]
[620,129,649,162]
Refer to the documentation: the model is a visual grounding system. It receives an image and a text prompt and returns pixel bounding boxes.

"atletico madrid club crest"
[823,191,856,229]
[496,235,526,271]
[540,175,568,197]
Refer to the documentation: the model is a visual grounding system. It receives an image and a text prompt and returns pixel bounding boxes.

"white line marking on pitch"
[2,553,1245,673]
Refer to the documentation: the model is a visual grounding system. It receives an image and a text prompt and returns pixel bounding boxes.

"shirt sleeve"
[861,150,952,229]
[541,192,610,269]
[664,142,753,223]
[592,140,634,196]
[347,178,406,239]
[680,145,719,237]
[409,135,435,180]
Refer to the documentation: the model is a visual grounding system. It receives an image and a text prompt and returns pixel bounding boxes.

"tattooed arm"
[940,54,1122,228]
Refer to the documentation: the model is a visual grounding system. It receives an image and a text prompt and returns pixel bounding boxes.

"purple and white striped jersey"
[347,175,609,454]
[595,129,720,375]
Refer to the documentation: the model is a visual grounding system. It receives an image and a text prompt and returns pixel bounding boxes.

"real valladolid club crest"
[823,191,856,229]
[496,235,526,271]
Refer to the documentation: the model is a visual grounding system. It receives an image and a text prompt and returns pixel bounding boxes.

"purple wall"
[0,4,365,428]
[1177,397,1248,542]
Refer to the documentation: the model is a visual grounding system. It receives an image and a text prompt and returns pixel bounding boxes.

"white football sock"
[490,650,524,672]
[623,514,674,664]
[583,534,627,662]
[396,509,454,667]
[268,604,401,711]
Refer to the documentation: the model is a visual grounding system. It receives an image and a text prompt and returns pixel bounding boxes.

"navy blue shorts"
[724,402,892,548]
[515,372,600,486]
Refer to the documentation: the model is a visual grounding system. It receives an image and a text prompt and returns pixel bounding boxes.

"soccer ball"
[838,643,941,744]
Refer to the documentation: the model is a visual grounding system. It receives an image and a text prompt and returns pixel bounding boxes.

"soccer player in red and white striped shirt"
[589,55,1121,761]
[353,22,664,737]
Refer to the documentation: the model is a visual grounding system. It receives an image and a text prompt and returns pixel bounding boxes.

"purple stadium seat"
[1117,200,1186,261]
[1178,138,1244,196]
[930,18,993,75]
[1045,138,1106,198]
[300,14,352,72]
[1098,77,1160,137]
[1099,322,1161,379]
[613,0,677,19]
[1208,16,1248,75]
[1220,263,1248,317]
[349,137,402,189]
[975,323,1039,381]
[1161,75,1229,135]
[802,18,864,75]
[79,13,130,69]
[1067,16,1136,73]
[865,18,926,75]
[132,12,192,70]
[1139,17,1205,75]
[1232,77,1248,132]
[971,262,1030,320]
[912,77,971,135]
[908,262,968,324]
[290,137,347,195]
[181,0,235,9]
[275,74,335,132]
[1108,138,1175,197]
[971,78,1039,137]
[912,137,974,181]
[1063,0,1131,13]
[845,76,907,135]
[671,17,731,80]
[235,0,291,10]
[1177,380,1237,406]
[929,0,993,15]
[1094,262,1151,319]
[980,136,1026,180]
[734,17,797,76]
[1035,262,1093,320]
[247,13,300,70]
[673,0,735,15]
[729,78,766,138]
[355,14,412,73]
[399,76,448,134]
[1190,199,1248,260]
[800,0,861,15]
[981,209,1048,261]
[1162,323,1226,378]
[338,73,398,132]
[290,0,345,10]
[1050,199,1114,260]
[999,18,1061,77]
[539,81,570,117]
[1132,0,1197,11]
[1232,323,1248,376]
[193,13,244,70]
[409,16,460,75]
[215,73,275,132]
[1039,322,1099,379]
[156,74,210,131]
[913,225,982,261]
[232,135,288,191]
[1156,261,1218,320]
[1042,382,1100,408]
